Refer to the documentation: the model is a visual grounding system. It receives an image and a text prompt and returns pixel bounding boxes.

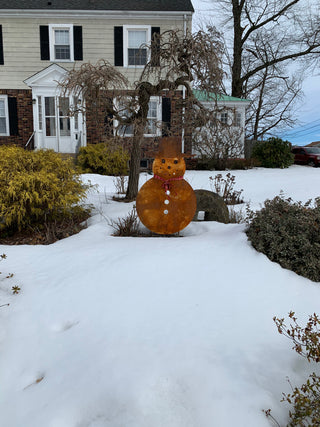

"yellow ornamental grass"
[0,147,89,231]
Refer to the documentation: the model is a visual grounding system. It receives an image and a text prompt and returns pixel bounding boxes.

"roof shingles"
[0,0,194,12]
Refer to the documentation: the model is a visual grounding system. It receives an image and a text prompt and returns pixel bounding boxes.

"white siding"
[0,15,191,89]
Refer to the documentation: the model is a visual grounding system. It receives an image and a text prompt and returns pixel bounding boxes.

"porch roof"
[193,89,250,104]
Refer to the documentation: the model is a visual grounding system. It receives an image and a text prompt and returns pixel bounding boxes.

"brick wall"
[85,89,192,159]
[0,89,33,147]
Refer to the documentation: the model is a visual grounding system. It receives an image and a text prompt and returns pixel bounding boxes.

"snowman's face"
[152,157,186,179]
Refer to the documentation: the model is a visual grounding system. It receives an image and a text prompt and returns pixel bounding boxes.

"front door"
[41,96,81,153]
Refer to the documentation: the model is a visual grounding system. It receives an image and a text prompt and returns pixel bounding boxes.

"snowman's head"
[152,156,186,179]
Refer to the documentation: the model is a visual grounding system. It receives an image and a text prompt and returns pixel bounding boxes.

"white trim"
[0,95,10,136]
[24,63,67,87]
[123,25,151,68]
[0,10,193,19]
[49,23,74,62]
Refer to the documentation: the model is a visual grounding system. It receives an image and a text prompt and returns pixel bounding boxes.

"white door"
[41,96,81,153]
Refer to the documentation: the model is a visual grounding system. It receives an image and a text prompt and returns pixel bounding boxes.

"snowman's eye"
[174,160,178,164]
[161,159,165,163]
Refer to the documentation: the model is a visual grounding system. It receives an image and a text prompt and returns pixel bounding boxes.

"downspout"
[181,13,187,153]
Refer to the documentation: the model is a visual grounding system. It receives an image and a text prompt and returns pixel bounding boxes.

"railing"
[25,131,35,150]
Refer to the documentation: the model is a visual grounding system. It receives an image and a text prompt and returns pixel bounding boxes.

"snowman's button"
[164,199,170,205]
[166,190,170,195]
[164,210,169,215]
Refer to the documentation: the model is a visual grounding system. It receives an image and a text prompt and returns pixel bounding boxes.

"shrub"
[273,312,320,426]
[252,137,294,168]
[209,173,244,205]
[0,147,89,233]
[246,195,320,282]
[110,207,141,236]
[77,142,129,175]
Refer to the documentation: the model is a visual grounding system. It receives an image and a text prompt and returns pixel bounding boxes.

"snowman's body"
[136,153,196,235]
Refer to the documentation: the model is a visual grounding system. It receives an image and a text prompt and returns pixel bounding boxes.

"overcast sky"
[191,0,320,145]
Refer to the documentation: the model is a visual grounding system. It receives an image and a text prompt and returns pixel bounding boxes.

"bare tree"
[60,28,224,200]
[202,0,320,138]
[193,106,244,168]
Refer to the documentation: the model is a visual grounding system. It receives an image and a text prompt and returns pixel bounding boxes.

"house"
[0,0,194,156]
[192,89,251,159]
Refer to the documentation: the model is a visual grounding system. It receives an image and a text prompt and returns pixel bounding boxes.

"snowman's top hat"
[150,137,193,158]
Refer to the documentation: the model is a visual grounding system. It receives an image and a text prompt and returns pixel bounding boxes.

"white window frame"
[123,25,151,68]
[0,95,9,136]
[235,111,242,127]
[144,97,162,137]
[114,96,162,137]
[49,24,74,62]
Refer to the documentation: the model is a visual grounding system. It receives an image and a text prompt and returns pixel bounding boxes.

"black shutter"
[162,97,171,136]
[151,27,160,67]
[8,97,18,136]
[0,25,4,65]
[114,26,123,66]
[40,25,50,60]
[73,26,83,61]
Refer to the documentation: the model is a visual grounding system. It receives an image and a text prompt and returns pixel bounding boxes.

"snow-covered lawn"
[1,165,319,427]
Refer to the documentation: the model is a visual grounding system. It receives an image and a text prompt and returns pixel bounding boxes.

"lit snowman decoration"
[136,137,196,235]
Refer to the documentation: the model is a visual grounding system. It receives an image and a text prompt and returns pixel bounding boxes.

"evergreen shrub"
[252,137,294,168]
[0,147,89,233]
[246,195,320,282]
[77,143,129,175]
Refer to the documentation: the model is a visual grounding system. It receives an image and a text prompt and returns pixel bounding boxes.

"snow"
[0,165,320,427]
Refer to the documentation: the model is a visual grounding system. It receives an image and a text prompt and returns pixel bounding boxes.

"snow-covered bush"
[273,312,320,426]
[246,195,320,282]
[0,147,89,235]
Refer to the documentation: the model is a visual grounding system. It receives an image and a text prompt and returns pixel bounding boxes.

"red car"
[292,146,320,167]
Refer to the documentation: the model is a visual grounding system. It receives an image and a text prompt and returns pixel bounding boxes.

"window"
[49,24,74,62]
[220,112,228,125]
[37,96,42,131]
[145,98,160,136]
[114,96,161,137]
[124,26,151,67]
[235,112,241,127]
[0,95,9,136]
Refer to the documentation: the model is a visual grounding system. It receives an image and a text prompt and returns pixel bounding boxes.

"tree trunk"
[125,125,144,201]
[231,0,244,98]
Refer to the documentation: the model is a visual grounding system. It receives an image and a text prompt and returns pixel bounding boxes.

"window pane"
[145,119,156,135]
[128,48,147,66]
[0,118,6,134]
[45,97,55,116]
[148,101,157,118]
[58,97,69,116]
[55,30,69,45]
[73,96,79,130]
[59,117,71,136]
[128,30,146,48]
[0,100,5,116]
[37,96,42,131]
[45,118,56,136]
[55,45,70,60]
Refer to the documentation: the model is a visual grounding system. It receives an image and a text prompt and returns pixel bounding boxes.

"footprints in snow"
[51,319,79,333]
